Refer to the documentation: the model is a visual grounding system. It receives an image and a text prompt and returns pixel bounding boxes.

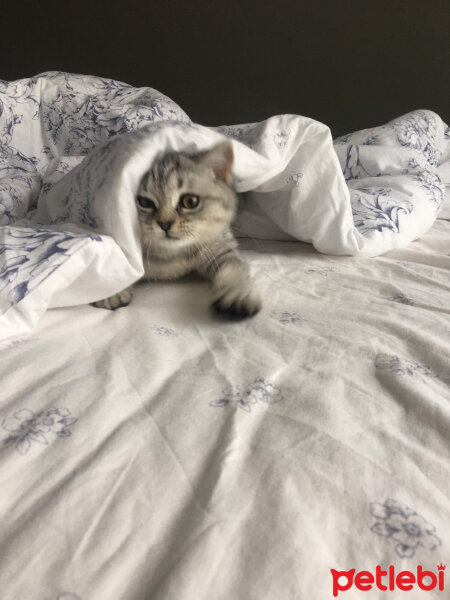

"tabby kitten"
[93,141,261,318]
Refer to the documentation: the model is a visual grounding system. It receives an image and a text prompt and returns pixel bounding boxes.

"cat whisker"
[94,144,260,319]
[188,233,218,275]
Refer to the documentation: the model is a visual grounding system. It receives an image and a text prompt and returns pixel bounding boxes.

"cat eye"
[179,194,200,210]
[137,196,156,210]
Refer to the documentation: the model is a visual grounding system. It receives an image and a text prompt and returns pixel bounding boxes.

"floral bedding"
[0,72,449,345]
[1,218,448,599]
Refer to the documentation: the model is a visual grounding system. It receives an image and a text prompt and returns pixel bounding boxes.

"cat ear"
[195,141,234,183]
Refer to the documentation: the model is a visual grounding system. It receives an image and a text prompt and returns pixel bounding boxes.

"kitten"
[93,141,261,318]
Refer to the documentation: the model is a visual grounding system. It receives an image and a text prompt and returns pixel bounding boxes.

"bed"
[1,73,449,600]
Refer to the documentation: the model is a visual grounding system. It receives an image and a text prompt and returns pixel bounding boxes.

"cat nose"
[157,219,174,232]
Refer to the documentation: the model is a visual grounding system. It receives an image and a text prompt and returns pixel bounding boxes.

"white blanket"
[1,220,449,599]
[0,72,448,344]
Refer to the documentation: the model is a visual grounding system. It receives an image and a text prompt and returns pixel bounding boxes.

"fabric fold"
[0,72,448,343]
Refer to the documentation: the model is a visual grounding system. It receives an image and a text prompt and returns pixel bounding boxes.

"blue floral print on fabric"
[305,266,336,276]
[0,227,101,310]
[342,144,382,181]
[411,170,444,209]
[392,111,439,167]
[273,130,290,148]
[270,310,307,325]
[2,407,78,455]
[375,354,437,378]
[151,325,178,337]
[390,293,414,306]
[370,499,441,558]
[210,378,284,413]
[351,188,413,234]
[0,72,190,227]
[334,110,445,233]
[286,172,303,187]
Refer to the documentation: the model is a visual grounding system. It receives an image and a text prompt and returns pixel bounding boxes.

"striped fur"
[93,142,261,318]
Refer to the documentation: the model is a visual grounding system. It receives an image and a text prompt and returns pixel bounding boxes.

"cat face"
[137,142,237,254]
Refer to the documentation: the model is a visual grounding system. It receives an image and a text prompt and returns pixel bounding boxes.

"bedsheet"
[1,218,448,600]
[1,72,449,346]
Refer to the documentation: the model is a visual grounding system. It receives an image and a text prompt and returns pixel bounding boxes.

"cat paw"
[92,287,133,310]
[212,288,261,319]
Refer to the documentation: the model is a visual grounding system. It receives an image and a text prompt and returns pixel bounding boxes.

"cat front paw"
[212,287,261,319]
[92,287,133,310]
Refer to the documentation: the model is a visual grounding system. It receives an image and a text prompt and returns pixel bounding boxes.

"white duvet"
[1,72,449,600]
[1,219,448,599]
[0,72,449,345]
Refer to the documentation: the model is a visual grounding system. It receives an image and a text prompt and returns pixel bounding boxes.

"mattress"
[1,215,448,599]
